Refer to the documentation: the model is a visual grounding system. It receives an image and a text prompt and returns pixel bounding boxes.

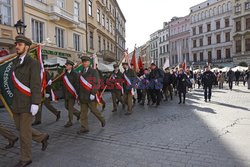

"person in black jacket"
[163,67,173,101]
[177,68,188,104]
[227,68,235,90]
[149,63,164,107]
[202,66,216,102]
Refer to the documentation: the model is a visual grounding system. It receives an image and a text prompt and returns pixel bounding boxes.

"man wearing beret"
[109,64,125,112]
[12,35,49,167]
[62,60,81,128]
[77,56,105,134]
[122,62,137,115]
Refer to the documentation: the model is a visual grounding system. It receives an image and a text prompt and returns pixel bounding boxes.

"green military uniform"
[12,35,48,162]
[62,61,80,127]
[78,56,105,133]
[0,123,18,148]
[123,65,137,115]
[34,71,61,124]
[110,64,125,112]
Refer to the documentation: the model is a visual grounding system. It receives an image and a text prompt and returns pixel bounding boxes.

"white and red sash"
[62,75,78,99]
[80,75,101,103]
[12,71,31,97]
[124,73,134,95]
[51,89,58,102]
[112,74,124,95]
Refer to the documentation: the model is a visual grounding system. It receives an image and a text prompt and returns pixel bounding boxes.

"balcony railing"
[101,50,116,61]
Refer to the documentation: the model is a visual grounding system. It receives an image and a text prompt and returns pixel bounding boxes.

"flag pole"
[0,93,13,119]
[0,44,38,64]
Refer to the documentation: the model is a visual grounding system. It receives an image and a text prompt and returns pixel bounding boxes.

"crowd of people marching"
[1,34,250,167]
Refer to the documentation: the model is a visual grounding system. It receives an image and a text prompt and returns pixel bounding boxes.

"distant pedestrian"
[202,66,216,102]
[235,70,241,86]
[176,68,188,104]
[217,71,225,89]
[227,68,235,90]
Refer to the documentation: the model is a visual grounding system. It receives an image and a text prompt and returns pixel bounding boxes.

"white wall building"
[190,0,234,68]
[150,30,160,67]
[158,22,170,68]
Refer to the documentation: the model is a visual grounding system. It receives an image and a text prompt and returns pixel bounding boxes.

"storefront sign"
[42,49,71,58]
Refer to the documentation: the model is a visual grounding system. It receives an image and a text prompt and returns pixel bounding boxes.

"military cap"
[81,56,90,62]
[130,63,134,66]
[65,60,74,66]
[113,64,119,68]
[122,62,128,65]
[165,67,170,71]
[15,35,32,46]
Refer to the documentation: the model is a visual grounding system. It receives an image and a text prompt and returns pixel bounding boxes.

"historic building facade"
[232,0,250,66]
[158,22,170,69]
[190,0,233,68]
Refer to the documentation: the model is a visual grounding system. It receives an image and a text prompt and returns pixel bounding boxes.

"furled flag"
[138,56,144,70]
[163,58,170,70]
[131,48,138,72]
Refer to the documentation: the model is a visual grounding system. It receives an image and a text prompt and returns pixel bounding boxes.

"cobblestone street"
[1,85,250,167]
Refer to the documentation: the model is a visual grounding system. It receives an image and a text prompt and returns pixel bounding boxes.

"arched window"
[198,13,201,20]
[209,9,213,16]
[202,11,205,19]
[227,2,232,11]
[218,5,222,14]
[213,7,217,15]
[206,10,209,18]
[222,3,226,12]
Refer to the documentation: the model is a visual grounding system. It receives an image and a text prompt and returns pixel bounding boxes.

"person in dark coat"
[163,67,173,101]
[176,68,188,104]
[202,66,216,102]
[227,68,235,90]
[235,70,241,86]
[149,63,164,107]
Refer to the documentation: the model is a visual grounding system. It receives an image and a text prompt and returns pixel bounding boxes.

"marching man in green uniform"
[0,124,18,149]
[122,62,137,115]
[77,56,106,134]
[62,60,81,128]
[110,64,125,112]
[33,69,61,125]
[12,35,49,167]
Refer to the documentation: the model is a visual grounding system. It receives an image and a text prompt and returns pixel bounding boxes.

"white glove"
[47,80,52,86]
[45,93,50,98]
[90,94,95,101]
[30,104,39,116]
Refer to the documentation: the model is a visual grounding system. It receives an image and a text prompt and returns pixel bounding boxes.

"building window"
[199,25,203,34]
[208,36,212,45]
[200,52,203,62]
[106,18,109,30]
[236,40,241,53]
[55,27,64,48]
[88,0,93,16]
[193,40,197,48]
[246,39,250,52]
[98,36,101,52]
[89,31,94,49]
[57,0,65,8]
[74,1,80,17]
[207,23,211,32]
[225,18,229,27]
[216,21,220,30]
[236,20,241,32]
[102,13,105,27]
[226,48,231,58]
[217,50,221,60]
[193,53,197,62]
[216,34,221,43]
[192,27,196,35]
[73,33,80,51]
[103,39,106,50]
[32,19,44,43]
[208,51,212,63]
[199,38,203,47]
[186,53,189,62]
[0,0,11,25]
[107,41,110,51]
[246,18,250,30]
[97,9,100,23]
[225,32,230,42]
[235,4,241,13]
[246,2,250,10]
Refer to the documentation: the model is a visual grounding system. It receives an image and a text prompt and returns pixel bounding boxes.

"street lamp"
[14,19,27,35]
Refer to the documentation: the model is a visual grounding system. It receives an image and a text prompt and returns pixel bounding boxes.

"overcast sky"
[117,0,205,52]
